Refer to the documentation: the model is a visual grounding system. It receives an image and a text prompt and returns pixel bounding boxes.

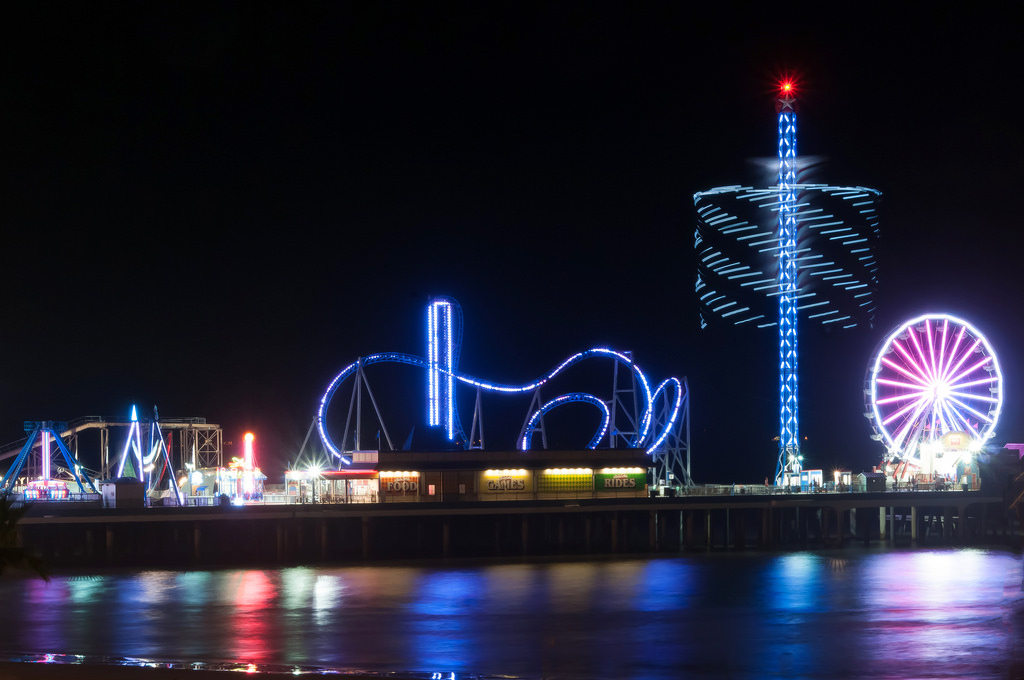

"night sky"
[4,3,1022,483]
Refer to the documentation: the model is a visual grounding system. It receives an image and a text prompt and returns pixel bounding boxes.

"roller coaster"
[316,297,692,487]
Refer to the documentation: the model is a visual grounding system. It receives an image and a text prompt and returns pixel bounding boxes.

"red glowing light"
[780,80,795,95]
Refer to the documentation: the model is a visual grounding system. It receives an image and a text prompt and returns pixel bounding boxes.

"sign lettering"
[486,477,526,491]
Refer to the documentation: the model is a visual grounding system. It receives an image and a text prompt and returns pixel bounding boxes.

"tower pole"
[775,81,800,485]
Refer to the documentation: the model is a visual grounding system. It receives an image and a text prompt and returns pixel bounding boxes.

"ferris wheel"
[866,313,1003,470]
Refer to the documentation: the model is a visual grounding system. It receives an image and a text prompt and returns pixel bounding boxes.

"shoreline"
[0,659,432,680]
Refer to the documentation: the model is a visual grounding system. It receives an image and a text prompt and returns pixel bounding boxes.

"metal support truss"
[468,386,485,449]
[6,415,223,483]
[1,421,97,494]
[608,351,641,448]
[145,407,182,505]
[330,358,396,465]
[650,377,692,487]
[179,424,223,470]
[519,389,548,450]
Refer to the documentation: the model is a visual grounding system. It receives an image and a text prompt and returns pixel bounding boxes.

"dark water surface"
[1,548,1022,679]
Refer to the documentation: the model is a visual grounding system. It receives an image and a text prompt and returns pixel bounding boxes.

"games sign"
[482,469,530,493]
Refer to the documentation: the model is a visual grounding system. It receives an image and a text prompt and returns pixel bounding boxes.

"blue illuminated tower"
[426,296,466,445]
[775,81,800,484]
[695,80,882,485]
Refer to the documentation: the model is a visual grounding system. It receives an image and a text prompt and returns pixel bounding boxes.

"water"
[1,548,1022,679]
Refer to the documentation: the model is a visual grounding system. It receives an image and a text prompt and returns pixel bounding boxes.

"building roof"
[349,449,650,472]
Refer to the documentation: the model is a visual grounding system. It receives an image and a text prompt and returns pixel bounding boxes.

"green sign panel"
[594,472,646,491]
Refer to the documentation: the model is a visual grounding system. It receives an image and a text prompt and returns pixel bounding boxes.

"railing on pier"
[3,492,102,504]
[662,482,965,497]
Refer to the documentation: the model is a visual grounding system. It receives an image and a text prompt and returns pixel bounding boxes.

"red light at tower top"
[774,78,798,97]
[776,77,798,112]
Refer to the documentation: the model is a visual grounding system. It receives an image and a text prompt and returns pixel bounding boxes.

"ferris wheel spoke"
[923,407,941,435]
[876,377,929,392]
[888,397,933,445]
[938,325,967,383]
[924,319,940,381]
[944,332,978,380]
[881,393,930,427]
[876,390,928,406]
[941,401,981,438]
[891,407,928,453]
[876,377,929,391]
[936,319,949,385]
[948,388,998,404]
[880,356,931,388]
[947,355,993,387]
[948,376,999,392]
[942,395,991,421]
[947,396,994,425]
[905,328,935,383]
[942,337,983,384]
[935,401,961,433]
[890,340,932,385]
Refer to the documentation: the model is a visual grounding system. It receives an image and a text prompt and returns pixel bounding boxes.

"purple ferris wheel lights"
[867,313,1003,465]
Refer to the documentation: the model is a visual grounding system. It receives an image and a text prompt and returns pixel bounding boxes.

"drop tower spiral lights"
[694,80,882,486]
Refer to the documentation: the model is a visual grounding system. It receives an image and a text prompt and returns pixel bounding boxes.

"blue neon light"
[520,393,610,450]
[426,298,462,441]
[647,377,683,453]
[776,102,800,484]
[693,184,881,331]
[427,302,437,427]
[116,404,144,480]
[317,299,681,461]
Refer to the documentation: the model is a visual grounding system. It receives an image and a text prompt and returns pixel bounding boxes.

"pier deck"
[11,489,1018,568]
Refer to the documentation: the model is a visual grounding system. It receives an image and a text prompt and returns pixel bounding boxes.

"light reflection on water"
[0,549,1021,679]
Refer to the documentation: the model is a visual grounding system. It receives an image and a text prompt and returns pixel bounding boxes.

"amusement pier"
[5,464,1020,569]
[4,81,1022,568]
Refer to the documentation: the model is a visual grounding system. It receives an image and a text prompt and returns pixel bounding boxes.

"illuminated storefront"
[593,468,647,495]
[286,450,650,503]
[537,468,592,495]
[379,471,419,502]
[285,468,379,503]
[480,469,532,498]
